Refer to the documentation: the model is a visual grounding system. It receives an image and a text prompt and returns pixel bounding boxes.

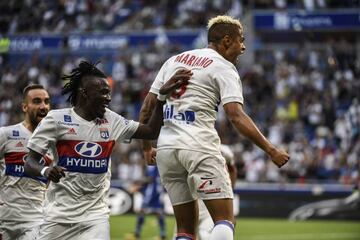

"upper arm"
[223,102,245,123]
[27,113,57,155]
[214,68,243,105]
[112,114,140,143]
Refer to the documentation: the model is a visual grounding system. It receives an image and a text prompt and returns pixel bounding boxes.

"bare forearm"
[224,103,275,155]
[139,94,157,150]
[132,99,164,139]
[145,100,164,138]
[232,112,275,154]
[24,150,43,177]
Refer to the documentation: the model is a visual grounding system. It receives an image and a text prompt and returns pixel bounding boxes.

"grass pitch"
[110,215,360,240]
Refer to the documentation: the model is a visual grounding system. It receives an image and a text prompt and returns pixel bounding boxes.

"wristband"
[40,166,49,177]
[157,94,167,102]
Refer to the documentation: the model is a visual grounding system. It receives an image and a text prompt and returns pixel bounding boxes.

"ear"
[222,35,232,49]
[22,102,27,113]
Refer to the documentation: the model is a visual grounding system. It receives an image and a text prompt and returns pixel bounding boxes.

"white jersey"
[27,108,139,223]
[150,48,243,155]
[0,123,53,222]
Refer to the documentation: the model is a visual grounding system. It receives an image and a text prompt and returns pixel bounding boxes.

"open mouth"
[38,112,48,118]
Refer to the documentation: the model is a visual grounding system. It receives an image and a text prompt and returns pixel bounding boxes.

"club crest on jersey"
[12,130,19,136]
[75,141,102,158]
[64,115,72,122]
[99,128,109,139]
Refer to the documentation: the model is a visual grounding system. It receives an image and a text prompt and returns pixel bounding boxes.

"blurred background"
[0,0,360,238]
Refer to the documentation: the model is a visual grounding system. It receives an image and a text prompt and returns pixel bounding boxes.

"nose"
[241,44,246,52]
[39,101,47,109]
[105,93,111,103]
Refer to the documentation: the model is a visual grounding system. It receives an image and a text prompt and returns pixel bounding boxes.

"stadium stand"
[0,0,359,190]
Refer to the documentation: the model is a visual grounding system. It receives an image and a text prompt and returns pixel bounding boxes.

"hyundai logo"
[75,142,102,157]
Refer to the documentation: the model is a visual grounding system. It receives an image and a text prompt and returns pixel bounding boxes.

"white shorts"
[156,149,233,206]
[0,220,40,240]
[37,218,110,240]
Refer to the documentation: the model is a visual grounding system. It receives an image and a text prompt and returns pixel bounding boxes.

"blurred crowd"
[0,0,359,34]
[0,0,359,187]
[1,37,359,186]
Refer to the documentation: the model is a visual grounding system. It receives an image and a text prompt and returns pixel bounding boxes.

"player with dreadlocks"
[24,60,192,240]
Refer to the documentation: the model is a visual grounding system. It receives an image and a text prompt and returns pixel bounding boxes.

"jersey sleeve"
[27,112,58,155]
[149,59,171,95]
[214,67,244,105]
[112,114,140,143]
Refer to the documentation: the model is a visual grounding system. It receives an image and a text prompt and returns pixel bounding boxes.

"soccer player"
[24,61,191,240]
[139,15,290,240]
[0,84,53,240]
[134,165,166,240]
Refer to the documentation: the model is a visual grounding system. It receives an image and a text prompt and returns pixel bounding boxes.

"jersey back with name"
[150,48,244,155]
[27,108,139,223]
[0,123,53,222]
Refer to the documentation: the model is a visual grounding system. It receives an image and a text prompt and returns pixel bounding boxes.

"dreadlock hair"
[61,61,107,106]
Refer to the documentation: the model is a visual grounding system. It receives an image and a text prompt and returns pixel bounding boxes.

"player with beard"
[0,84,53,240]
[24,61,192,240]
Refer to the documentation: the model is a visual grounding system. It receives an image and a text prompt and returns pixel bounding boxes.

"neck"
[208,43,233,63]
[73,105,94,121]
[22,120,35,133]
[208,43,219,53]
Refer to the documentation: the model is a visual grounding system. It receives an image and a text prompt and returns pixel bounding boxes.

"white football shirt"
[27,108,139,223]
[0,123,53,222]
[150,48,243,155]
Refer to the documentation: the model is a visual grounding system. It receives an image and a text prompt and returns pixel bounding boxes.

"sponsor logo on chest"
[164,104,195,124]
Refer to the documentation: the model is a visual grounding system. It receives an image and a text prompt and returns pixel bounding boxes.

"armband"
[40,166,49,177]
[157,94,167,102]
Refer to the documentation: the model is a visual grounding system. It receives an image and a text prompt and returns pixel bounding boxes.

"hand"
[268,148,290,168]
[44,166,66,183]
[159,69,192,95]
[143,147,157,165]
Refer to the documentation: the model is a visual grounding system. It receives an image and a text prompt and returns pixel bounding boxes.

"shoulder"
[102,108,128,124]
[104,108,121,119]
[0,123,22,136]
[47,108,72,118]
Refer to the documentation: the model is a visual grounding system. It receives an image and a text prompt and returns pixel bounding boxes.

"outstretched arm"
[224,102,289,167]
[25,150,65,183]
